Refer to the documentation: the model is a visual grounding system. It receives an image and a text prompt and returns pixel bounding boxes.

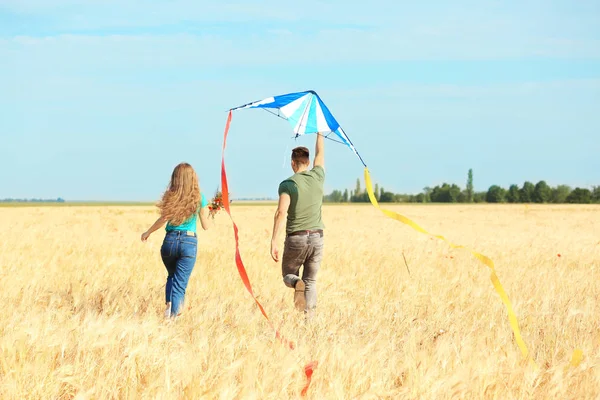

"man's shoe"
[294,279,306,311]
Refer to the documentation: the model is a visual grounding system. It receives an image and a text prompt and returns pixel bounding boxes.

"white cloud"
[2,29,599,79]
[1,0,599,62]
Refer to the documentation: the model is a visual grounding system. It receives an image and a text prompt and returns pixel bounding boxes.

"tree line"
[1,198,65,203]
[324,169,600,204]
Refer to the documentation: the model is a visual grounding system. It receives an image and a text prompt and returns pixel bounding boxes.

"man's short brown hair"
[291,146,310,165]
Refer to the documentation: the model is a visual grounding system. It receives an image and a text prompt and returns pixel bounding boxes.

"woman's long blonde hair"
[157,162,201,225]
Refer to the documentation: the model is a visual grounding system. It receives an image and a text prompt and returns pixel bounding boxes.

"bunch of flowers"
[208,189,224,219]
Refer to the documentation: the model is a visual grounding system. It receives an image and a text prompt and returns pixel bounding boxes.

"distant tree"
[533,180,552,203]
[592,186,600,203]
[473,192,487,203]
[415,193,425,203]
[520,181,535,203]
[343,189,349,202]
[351,191,369,202]
[507,184,520,203]
[449,184,461,203]
[445,184,462,202]
[422,186,432,203]
[486,185,507,203]
[457,190,468,203]
[551,185,571,203]
[355,178,361,197]
[566,188,592,204]
[429,183,450,203]
[380,191,395,202]
[466,168,474,203]
[380,186,385,200]
[324,190,344,203]
[430,183,460,203]
[374,183,380,201]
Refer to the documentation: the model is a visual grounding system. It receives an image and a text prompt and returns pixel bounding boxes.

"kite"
[220,89,583,387]
[229,90,366,166]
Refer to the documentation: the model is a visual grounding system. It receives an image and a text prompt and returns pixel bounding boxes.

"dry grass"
[0,204,598,399]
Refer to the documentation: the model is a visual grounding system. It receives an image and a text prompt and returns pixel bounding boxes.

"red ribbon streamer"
[301,361,317,397]
[220,110,317,395]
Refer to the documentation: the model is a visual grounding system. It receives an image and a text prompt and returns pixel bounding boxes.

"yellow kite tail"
[364,167,538,367]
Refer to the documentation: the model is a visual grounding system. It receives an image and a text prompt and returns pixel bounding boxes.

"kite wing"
[230,90,361,161]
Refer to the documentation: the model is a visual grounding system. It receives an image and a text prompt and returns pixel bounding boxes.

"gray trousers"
[282,231,324,312]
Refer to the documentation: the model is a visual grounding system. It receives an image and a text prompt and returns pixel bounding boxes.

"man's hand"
[270,240,280,262]
[141,231,150,242]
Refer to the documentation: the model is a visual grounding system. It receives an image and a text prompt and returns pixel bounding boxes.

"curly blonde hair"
[157,162,201,226]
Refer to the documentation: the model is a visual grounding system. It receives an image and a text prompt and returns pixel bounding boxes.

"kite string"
[282,141,290,169]
[220,110,318,396]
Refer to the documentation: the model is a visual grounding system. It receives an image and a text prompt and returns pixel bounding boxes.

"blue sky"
[1,0,599,201]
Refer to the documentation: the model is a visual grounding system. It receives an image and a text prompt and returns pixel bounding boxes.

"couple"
[141,134,326,319]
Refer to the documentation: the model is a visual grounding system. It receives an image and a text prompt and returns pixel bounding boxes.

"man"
[271,133,325,317]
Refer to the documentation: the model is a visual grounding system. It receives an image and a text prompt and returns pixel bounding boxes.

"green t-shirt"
[278,165,325,234]
[165,193,208,234]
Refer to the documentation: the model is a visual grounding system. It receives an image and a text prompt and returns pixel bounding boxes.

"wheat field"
[0,203,598,399]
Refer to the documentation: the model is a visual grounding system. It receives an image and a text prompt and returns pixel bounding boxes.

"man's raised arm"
[313,132,324,169]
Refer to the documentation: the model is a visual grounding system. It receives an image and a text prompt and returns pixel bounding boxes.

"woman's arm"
[141,215,168,241]
[199,206,210,230]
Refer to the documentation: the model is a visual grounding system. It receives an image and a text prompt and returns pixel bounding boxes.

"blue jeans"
[160,230,198,317]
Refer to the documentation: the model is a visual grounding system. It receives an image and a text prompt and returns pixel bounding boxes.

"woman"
[141,162,210,319]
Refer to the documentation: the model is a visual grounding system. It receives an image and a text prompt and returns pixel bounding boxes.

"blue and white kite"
[230,90,366,167]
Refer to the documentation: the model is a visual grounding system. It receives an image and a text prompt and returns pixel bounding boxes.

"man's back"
[278,165,325,234]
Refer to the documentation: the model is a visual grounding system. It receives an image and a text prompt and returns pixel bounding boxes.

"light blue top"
[165,193,208,234]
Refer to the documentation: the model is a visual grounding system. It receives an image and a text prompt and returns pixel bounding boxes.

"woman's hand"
[141,216,168,242]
